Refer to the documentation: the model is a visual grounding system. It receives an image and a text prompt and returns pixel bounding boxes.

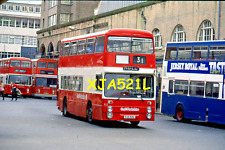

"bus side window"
[192,46,208,60]
[70,41,77,56]
[174,80,188,95]
[205,82,219,98]
[165,47,177,60]
[95,36,105,53]
[168,80,173,93]
[74,76,83,91]
[209,46,225,61]
[77,39,86,55]
[177,47,192,61]
[62,42,70,56]
[189,81,204,97]
[86,38,95,54]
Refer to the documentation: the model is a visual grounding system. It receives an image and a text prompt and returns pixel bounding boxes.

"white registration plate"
[124,115,136,119]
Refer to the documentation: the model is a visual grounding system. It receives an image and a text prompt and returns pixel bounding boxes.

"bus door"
[205,81,222,124]
[162,79,174,115]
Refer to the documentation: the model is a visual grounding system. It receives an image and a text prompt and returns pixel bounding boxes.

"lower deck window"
[205,82,219,98]
[174,80,188,95]
[189,81,204,96]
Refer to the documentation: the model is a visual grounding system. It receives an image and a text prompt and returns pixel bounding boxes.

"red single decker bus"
[57,29,156,126]
[0,57,32,96]
[31,59,57,99]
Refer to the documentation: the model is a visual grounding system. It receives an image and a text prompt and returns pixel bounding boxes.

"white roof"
[62,30,109,42]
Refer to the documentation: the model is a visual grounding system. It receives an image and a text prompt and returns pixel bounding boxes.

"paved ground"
[0,97,225,150]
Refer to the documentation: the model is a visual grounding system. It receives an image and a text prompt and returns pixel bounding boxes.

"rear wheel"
[176,105,184,122]
[130,121,140,127]
[63,98,68,117]
[86,103,93,123]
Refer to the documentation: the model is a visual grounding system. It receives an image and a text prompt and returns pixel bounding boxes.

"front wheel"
[130,121,140,127]
[176,105,184,122]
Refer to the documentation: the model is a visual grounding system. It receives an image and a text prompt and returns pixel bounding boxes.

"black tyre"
[176,105,184,122]
[130,121,140,127]
[86,103,93,123]
[63,98,69,117]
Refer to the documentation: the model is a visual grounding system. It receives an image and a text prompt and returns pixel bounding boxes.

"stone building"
[37,1,224,61]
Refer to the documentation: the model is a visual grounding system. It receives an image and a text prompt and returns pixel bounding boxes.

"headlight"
[147,101,152,105]
[147,107,152,113]
[107,106,113,112]
[107,112,113,119]
[146,113,152,119]
[27,89,29,93]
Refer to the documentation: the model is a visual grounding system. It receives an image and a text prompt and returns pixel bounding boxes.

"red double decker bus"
[31,59,57,99]
[0,57,32,96]
[57,29,156,126]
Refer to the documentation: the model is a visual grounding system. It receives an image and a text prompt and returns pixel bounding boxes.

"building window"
[152,29,162,49]
[2,4,6,10]
[28,7,34,12]
[61,0,71,5]
[22,6,27,12]
[48,14,57,27]
[60,14,70,24]
[49,0,58,8]
[0,34,37,46]
[16,18,22,28]
[29,19,34,28]
[8,5,14,11]
[34,19,40,29]
[16,5,20,11]
[172,25,186,42]
[10,18,15,27]
[197,20,215,41]
[36,7,41,13]
[22,18,28,28]
[2,17,10,26]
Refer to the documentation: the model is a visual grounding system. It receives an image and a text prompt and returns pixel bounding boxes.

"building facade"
[37,1,225,59]
[0,1,41,59]
[41,0,100,29]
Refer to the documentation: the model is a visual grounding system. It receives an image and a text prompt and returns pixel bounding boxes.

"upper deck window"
[21,61,31,68]
[209,46,225,61]
[77,39,86,55]
[10,60,20,67]
[86,38,95,54]
[48,62,57,69]
[95,36,105,53]
[177,47,192,61]
[61,42,70,56]
[107,36,153,54]
[70,41,77,56]
[165,47,177,60]
[38,62,47,68]
[192,46,208,61]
